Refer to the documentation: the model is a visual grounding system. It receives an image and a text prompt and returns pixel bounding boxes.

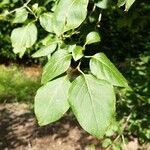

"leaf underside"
[69,74,116,138]
[35,76,70,126]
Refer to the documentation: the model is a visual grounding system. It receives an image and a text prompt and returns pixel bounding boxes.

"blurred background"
[0,0,149,149]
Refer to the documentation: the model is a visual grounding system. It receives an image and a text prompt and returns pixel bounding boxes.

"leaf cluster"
[1,0,137,139]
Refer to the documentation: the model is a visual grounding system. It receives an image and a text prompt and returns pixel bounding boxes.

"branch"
[0,0,32,18]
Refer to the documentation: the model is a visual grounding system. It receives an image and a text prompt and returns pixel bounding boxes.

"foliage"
[0,0,149,147]
[100,51,150,148]
[0,0,135,137]
[119,52,150,143]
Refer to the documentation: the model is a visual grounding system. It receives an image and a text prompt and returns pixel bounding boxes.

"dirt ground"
[0,103,102,150]
[0,103,148,150]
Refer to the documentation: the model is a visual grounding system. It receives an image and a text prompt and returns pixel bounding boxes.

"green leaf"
[117,0,125,7]
[90,53,128,87]
[39,13,54,32]
[125,0,135,11]
[96,0,111,9]
[13,8,28,23]
[11,23,37,56]
[53,0,89,35]
[69,74,116,138]
[32,3,39,12]
[67,44,76,53]
[41,34,58,45]
[105,121,118,136]
[32,43,57,58]
[35,76,70,126]
[42,50,72,84]
[112,143,122,150]
[13,47,26,58]
[105,129,114,137]
[72,45,84,61]
[85,31,101,45]
[117,0,135,10]
[102,138,112,148]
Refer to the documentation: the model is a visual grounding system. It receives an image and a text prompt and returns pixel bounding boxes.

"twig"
[25,5,38,20]
[0,0,33,18]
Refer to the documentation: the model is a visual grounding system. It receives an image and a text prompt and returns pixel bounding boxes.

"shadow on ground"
[0,103,100,150]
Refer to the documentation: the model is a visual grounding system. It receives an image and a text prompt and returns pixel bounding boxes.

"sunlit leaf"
[32,43,57,58]
[53,0,89,35]
[72,45,84,61]
[117,0,135,10]
[11,23,37,56]
[125,0,135,11]
[35,76,70,126]
[117,0,125,7]
[86,31,101,45]
[96,0,111,9]
[39,13,54,32]
[13,8,28,23]
[69,74,116,138]
[90,53,128,87]
[42,50,72,84]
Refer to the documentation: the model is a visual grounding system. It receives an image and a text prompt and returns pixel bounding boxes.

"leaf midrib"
[20,23,30,48]
[83,75,99,132]
[42,77,66,123]
[43,53,71,82]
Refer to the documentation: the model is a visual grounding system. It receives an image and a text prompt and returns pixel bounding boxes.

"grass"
[0,64,41,104]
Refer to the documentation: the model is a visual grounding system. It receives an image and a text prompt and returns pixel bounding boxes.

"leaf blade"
[96,0,111,9]
[53,0,89,35]
[41,50,72,84]
[72,45,84,61]
[13,8,28,23]
[39,13,54,32]
[11,23,37,56]
[90,53,128,87]
[35,76,70,126]
[125,0,135,11]
[69,74,116,138]
[86,31,101,45]
[32,43,57,58]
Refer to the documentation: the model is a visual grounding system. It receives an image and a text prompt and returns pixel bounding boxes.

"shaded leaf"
[69,74,116,138]
[35,76,70,126]
[90,53,128,87]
